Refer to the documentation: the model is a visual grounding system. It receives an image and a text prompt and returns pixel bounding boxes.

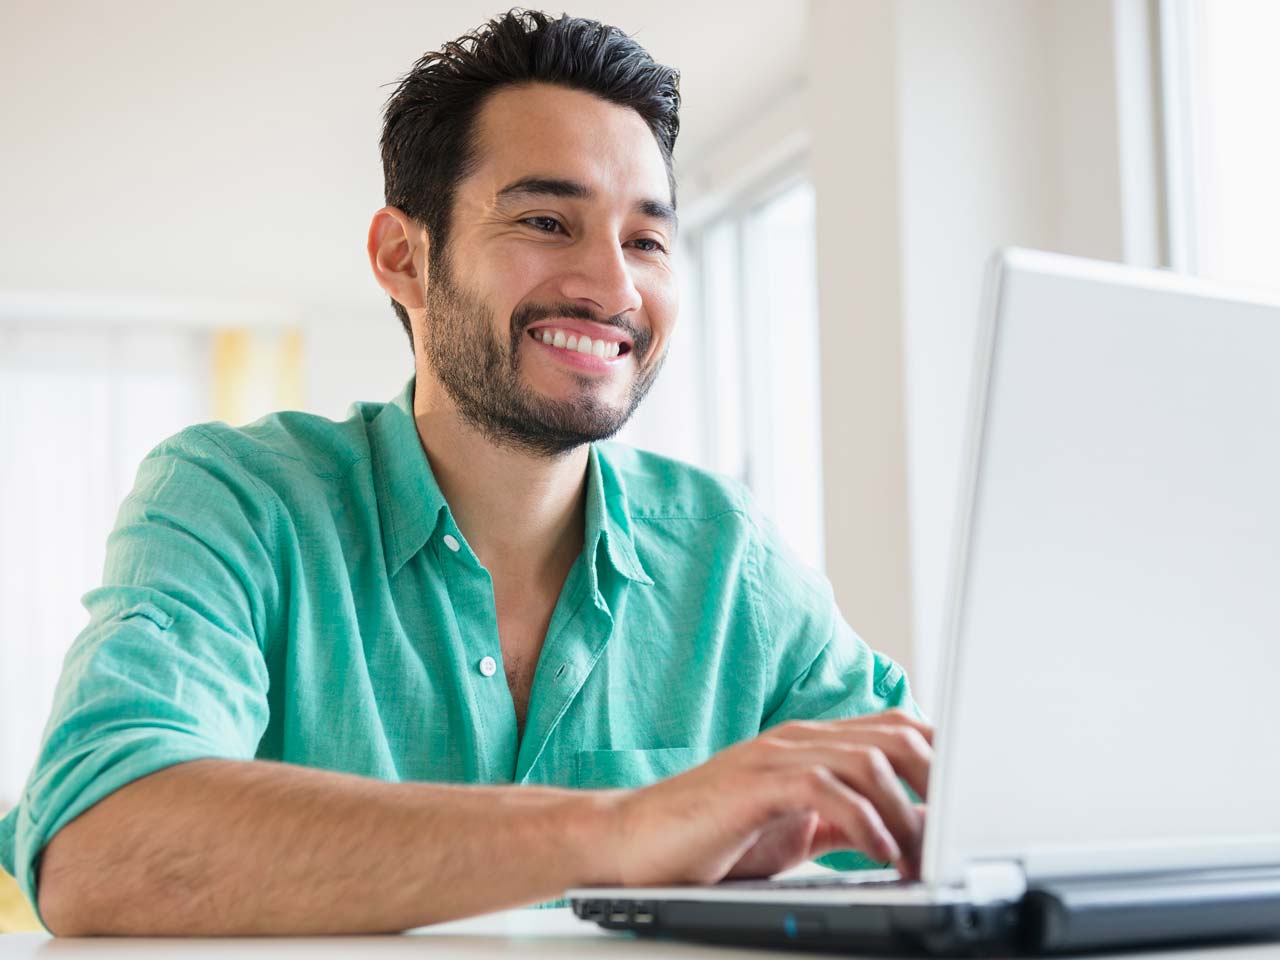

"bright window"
[0,311,300,808]
[684,175,825,571]
[1163,0,1280,289]
[0,323,210,806]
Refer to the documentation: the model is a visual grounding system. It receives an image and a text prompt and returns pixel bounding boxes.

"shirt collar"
[369,377,653,587]
[586,443,654,587]
[369,377,449,577]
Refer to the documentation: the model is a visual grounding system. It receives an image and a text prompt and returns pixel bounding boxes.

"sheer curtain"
[0,323,210,806]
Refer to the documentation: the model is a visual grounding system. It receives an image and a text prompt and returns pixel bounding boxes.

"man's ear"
[367,206,428,310]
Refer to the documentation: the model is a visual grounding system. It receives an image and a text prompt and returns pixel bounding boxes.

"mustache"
[510,301,650,354]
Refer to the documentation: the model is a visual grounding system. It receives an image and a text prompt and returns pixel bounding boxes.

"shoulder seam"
[630,507,749,523]
[742,510,776,665]
[188,422,368,480]
[237,450,369,481]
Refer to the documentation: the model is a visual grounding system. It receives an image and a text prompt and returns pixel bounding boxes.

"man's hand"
[600,709,932,887]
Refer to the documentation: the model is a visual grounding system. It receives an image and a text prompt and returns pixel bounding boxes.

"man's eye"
[632,238,668,254]
[523,216,563,233]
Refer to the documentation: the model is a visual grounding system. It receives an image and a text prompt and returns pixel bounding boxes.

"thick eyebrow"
[494,176,678,233]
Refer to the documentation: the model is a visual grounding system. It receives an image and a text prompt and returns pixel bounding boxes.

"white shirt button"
[442,534,461,552]
[478,655,498,678]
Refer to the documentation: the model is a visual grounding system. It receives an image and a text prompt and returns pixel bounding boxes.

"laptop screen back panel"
[926,250,1280,887]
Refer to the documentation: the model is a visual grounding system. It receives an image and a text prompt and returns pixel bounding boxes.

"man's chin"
[533,404,632,445]
[521,374,629,420]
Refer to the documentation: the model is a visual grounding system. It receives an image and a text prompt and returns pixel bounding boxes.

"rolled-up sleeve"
[0,426,276,925]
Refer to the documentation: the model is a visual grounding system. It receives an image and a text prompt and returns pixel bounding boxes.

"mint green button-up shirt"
[0,378,916,919]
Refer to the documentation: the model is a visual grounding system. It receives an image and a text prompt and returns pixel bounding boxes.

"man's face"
[416,82,678,457]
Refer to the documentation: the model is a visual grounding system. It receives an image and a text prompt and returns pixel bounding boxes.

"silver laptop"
[569,248,1280,953]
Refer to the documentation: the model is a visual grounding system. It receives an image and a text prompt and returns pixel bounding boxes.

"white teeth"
[535,327,624,359]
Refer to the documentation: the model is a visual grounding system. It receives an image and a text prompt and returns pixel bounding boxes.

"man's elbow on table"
[36,810,154,938]
[37,828,98,937]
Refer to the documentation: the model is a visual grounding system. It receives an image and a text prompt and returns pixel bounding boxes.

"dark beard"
[420,248,665,458]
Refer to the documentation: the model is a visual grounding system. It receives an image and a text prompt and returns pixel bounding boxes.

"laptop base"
[1022,867,1280,953]
[573,866,1280,955]
[573,896,1021,955]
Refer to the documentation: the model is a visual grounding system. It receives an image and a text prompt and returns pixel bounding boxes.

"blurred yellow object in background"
[0,866,40,932]
[212,327,305,426]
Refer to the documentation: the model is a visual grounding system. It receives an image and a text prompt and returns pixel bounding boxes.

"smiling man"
[0,10,930,936]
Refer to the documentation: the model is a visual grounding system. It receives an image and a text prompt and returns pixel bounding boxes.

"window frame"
[1156,0,1205,274]
[680,155,825,569]
[683,156,811,475]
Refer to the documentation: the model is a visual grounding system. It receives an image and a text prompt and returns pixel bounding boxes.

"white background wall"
[804,0,1156,706]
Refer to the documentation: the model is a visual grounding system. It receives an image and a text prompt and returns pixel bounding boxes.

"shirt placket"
[436,526,519,783]
[514,552,616,784]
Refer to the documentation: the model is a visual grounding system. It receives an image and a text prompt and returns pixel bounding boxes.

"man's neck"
[411,375,588,587]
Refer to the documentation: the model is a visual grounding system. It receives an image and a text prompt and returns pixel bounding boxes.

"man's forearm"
[37,758,618,935]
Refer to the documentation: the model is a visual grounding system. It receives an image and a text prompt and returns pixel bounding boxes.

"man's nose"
[558,234,643,318]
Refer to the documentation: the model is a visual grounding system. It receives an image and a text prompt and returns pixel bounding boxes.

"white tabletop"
[4,908,1280,959]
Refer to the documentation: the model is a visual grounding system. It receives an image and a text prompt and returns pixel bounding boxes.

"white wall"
[898,0,1064,707]
[807,0,1146,708]
[303,306,413,420]
[809,1,917,679]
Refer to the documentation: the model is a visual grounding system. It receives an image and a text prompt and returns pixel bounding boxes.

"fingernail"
[879,831,901,864]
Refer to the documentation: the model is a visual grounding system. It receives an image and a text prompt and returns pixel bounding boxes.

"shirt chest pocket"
[575,747,700,790]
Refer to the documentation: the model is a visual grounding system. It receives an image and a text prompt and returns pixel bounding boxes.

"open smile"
[524,321,634,374]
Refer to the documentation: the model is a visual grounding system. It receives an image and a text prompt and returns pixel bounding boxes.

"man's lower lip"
[527,332,628,372]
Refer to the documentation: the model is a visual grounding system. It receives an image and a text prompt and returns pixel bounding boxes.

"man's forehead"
[468,83,672,207]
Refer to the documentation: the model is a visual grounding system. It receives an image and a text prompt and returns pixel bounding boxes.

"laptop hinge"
[962,861,1027,903]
